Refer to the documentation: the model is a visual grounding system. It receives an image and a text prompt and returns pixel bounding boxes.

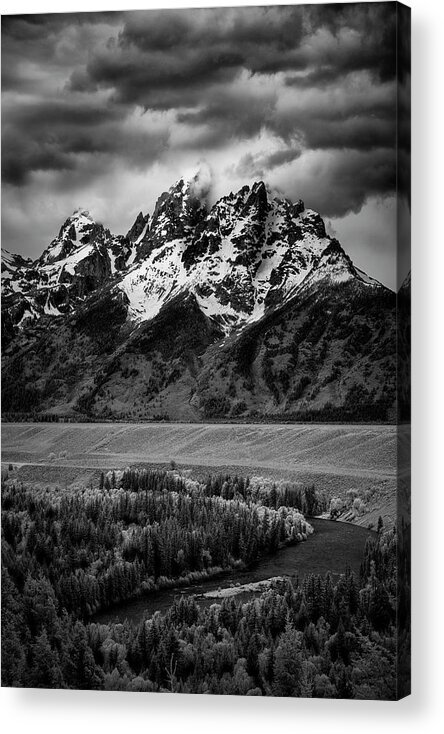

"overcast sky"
[1,2,410,289]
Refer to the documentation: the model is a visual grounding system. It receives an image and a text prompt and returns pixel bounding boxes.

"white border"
[1,0,444,730]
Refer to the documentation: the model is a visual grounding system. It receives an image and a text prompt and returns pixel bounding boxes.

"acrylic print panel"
[1,2,411,699]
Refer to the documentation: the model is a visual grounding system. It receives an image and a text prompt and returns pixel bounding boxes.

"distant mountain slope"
[1,209,136,348]
[1,172,402,421]
[397,271,411,421]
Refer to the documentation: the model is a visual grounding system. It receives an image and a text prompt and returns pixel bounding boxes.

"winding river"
[93,519,375,626]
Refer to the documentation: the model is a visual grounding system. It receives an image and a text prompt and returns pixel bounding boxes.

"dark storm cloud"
[176,85,278,144]
[70,3,397,107]
[232,145,397,218]
[2,96,168,185]
[1,12,123,88]
[274,99,397,153]
[1,11,122,41]
[303,2,397,79]
[1,2,409,233]
[64,3,403,215]
[292,148,398,218]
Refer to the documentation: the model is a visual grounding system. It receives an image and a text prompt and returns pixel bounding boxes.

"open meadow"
[1,421,399,479]
[2,421,406,528]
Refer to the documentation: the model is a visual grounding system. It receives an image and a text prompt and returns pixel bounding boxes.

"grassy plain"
[2,421,405,527]
[1,421,397,475]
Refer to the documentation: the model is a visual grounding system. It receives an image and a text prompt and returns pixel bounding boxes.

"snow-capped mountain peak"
[38,209,106,266]
[2,208,138,324]
[116,177,384,331]
[2,174,385,336]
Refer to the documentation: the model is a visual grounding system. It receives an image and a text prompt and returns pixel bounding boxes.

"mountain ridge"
[1,172,402,422]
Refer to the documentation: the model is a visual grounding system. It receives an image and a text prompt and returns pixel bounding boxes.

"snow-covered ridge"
[117,177,383,330]
[2,173,384,333]
[1,208,137,324]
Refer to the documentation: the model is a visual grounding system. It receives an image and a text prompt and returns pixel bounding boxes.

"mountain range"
[1,171,408,422]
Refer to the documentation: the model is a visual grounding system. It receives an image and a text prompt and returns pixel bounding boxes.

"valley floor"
[1,420,399,478]
[2,420,409,529]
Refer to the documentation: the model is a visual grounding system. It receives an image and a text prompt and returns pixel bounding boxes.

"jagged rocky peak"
[2,171,385,338]
[58,208,94,240]
[126,212,150,244]
[39,208,109,266]
[209,182,305,237]
[243,179,269,209]
[183,181,318,274]
[231,181,304,221]
[153,170,210,230]
[135,168,211,260]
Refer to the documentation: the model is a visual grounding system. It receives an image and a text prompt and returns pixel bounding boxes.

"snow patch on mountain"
[62,243,96,275]
[135,221,149,245]
[43,293,62,316]
[120,238,189,322]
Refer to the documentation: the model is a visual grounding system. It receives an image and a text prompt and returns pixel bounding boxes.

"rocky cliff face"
[1,173,400,421]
